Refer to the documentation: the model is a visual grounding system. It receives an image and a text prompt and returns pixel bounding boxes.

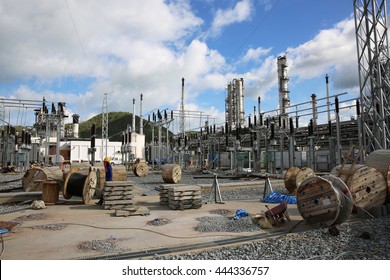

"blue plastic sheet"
[233,209,249,220]
[262,191,296,204]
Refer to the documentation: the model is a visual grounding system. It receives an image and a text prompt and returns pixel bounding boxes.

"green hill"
[77,112,165,143]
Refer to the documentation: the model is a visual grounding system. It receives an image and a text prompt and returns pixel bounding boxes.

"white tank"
[235,78,245,128]
[277,55,290,123]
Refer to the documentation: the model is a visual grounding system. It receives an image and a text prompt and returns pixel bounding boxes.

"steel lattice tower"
[102,93,109,160]
[354,0,390,152]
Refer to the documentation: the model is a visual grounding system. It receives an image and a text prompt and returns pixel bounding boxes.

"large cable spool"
[95,165,127,199]
[321,175,353,225]
[284,167,315,194]
[330,164,387,209]
[297,175,351,227]
[63,166,97,204]
[162,164,182,184]
[22,166,65,192]
[365,149,390,201]
[133,162,149,177]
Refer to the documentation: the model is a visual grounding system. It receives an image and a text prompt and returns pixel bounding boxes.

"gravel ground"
[78,238,118,253]
[1,170,390,260]
[154,217,390,260]
[194,216,261,232]
[147,218,172,226]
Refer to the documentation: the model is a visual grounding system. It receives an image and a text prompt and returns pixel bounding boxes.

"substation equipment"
[0,98,68,171]
[1,0,389,174]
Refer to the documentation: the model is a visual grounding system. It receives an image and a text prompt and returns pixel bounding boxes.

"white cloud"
[209,0,253,36]
[239,47,272,63]
[286,17,357,84]
[0,0,203,83]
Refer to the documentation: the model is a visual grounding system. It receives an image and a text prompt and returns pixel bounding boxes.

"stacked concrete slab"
[103,181,150,216]
[103,181,135,210]
[167,185,202,210]
[158,184,172,206]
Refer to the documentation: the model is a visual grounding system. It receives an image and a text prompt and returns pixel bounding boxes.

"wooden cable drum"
[133,162,149,177]
[162,164,182,184]
[330,164,364,183]
[365,149,390,201]
[95,165,127,199]
[284,167,315,194]
[330,164,387,209]
[63,166,97,204]
[297,176,347,227]
[284,167,300,194]
[42,180,61,205]
[22,166,64,192]
[321,175,353,224]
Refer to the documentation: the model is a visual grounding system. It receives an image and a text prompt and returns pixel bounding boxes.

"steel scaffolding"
[354,0,390,152]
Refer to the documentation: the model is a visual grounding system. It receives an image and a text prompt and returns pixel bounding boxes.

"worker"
[96,157,113,205]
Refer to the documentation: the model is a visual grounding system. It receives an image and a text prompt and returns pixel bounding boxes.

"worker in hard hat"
[96,157,113,205]
[103,157,113,181]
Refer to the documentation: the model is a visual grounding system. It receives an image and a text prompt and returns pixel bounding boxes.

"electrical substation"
[0,0,390,261]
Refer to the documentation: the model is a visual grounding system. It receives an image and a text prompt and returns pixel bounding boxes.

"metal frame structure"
[354,0,390,152]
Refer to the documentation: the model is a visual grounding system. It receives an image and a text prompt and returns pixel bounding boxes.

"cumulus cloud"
[209,0,253,36]
[0,0,219,123]
[239,47,272,63]
[0,0,203,83]
[286,17,357,84]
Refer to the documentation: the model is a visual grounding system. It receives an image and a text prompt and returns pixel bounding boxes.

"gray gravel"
[15,213,48,221]
[35,223,66,231]
[194,216,261,232]
[78,238,118,253]
[154,217,390,260]
[147,218,172,226]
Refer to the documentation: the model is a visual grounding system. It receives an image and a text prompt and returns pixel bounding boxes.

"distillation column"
[277,55,290,128]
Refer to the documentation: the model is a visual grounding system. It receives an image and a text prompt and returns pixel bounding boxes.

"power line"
[233,0,282,56]
[64,0,88,60]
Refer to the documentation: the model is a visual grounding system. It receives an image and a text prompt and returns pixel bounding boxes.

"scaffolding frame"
[354,0,390,152]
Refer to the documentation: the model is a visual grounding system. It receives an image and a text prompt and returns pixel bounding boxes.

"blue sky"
[0,0,362,131]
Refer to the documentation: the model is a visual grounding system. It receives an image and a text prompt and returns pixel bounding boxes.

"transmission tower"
[102,93,109,160]
[354,0,390,152]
